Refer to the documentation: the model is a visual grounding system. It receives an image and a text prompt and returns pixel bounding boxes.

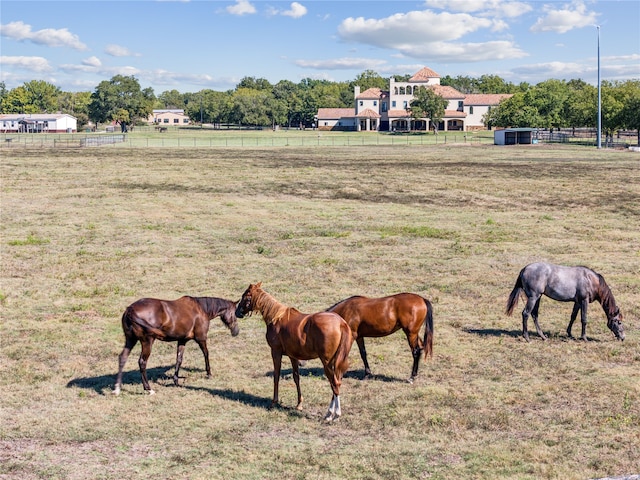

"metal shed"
[494,128,536,145]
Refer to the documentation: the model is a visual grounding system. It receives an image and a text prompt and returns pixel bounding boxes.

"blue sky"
[1,0,639,94]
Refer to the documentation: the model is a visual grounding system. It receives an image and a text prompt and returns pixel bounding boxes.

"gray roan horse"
[506,262,625,342]
[114,296,239,395]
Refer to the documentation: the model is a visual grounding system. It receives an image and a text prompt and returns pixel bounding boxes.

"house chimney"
[354,86,360,99]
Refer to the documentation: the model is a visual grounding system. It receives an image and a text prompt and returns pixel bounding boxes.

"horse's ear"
[256,281,262,288]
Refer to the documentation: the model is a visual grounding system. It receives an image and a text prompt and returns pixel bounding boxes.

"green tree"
[612,80,640,145]
[157,89,186,109]
[237,77,272,91]
[23,80,61,113]
[58,91,91,128]
[88,75,155,131]
[351,70,388,91]
[3,86,37,114]
[229,87,271,126]
[410,87,448,131]
[0,82,8,113]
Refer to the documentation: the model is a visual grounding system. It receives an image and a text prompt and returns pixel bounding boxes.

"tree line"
[0,70,638,141]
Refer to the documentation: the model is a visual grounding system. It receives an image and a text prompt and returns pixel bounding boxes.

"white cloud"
[295,57,388,70]
[0,55,52,72]
[104,44,140,57]
[0,21,87,50]
[82,56,102,67]
[337,10,527,62]
[226,0,256,16]
[425,0,532,18]
[282,2,307,18]
[530,0,598,33]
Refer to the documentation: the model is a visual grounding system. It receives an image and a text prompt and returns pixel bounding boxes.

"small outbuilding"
[494,128,537,145]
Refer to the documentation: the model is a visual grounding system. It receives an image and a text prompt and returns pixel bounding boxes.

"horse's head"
[607,309,625,341]
[221,301,240,337]
[235,282,262,319]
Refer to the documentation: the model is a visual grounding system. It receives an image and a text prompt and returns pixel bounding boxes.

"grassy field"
[1,143,639,480]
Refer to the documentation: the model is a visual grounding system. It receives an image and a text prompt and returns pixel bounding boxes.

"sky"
[1,0,639,94]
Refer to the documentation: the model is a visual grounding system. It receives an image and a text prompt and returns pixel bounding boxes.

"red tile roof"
[356,87,385,99]
[317,108,355,119]
[429,85,465,98]
[464,94,513,106]
[410,67,441,81]
[356,108,381,118]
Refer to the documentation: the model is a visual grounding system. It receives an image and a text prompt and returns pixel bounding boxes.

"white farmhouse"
[0,113,78,133]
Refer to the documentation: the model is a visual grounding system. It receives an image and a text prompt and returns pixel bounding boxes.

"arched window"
[394,87,398,95]
[406,86,412,95]
[399,87,405,95]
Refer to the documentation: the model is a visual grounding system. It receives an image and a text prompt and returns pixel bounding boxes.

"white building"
[0,113,78,133]
[148,109,191,126]
[317,67,512,132]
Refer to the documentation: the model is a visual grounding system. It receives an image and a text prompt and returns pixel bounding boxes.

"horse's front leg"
[195,338,211,378]
[290,358,303,410]
[324,394,341,423]
[579,300,589,341]
[174,341,187,386]
[271,350,283,406]
[356,337,372,378]
[567,303,580,339]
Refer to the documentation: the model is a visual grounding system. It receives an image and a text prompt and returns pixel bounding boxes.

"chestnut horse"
[327,293,434,383]
[235,283,352,422]
[114,296,239,395]
[506,262,625,342]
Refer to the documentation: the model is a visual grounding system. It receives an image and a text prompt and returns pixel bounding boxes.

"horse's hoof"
[112,388,121,396]
[407,377,415,384]
[147,389,155,395]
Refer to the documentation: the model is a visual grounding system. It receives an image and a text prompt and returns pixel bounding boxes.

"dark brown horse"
[506,262,625,342]
[327,293,434,383]
[114,296,239,395]
[235,283,352,422]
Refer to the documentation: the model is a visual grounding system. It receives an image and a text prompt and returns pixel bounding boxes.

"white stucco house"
[0,113,78,133]
[316,67,512,132]
[148,109,191,126]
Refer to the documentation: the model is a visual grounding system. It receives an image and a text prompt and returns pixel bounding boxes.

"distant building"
[0,113,78,133]
[316,67,512,132]
[148,109,191,126]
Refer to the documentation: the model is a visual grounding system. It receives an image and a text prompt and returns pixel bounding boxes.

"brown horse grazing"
[114,296,239,395]
[327,293,434,383]
[506,262,625,342]
[235,283,352,422]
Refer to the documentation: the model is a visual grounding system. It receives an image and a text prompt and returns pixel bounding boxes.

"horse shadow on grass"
[66,366,201,395]
[463,327,603,342]
[276,363,405,383]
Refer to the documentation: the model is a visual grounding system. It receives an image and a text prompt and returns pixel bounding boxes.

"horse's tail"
[506,270,524,316]
[422,297,434,359]
[334,319,353,379]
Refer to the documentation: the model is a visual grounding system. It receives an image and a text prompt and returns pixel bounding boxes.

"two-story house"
[316,67,511,132]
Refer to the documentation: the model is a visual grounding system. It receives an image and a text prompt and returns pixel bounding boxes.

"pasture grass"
[1,144,639,479]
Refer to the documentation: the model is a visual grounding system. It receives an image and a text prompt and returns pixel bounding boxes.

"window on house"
[407,86,412,95]
[183,119,189,123]
[469,106,474,114]
[458,101,463,109]
[173,119,179,123]
[381,102,387,112]
[359,101,363,106]
[163,119,169,123]
[399,87,405,95]
[394,87,398,95]
[392,101,396,108]
[373,101,377,106]
[403,101,407,109]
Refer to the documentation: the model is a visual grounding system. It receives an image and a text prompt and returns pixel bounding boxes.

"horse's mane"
[255,288,299,324]
[192,296,231,318]
[596,275,618,317]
